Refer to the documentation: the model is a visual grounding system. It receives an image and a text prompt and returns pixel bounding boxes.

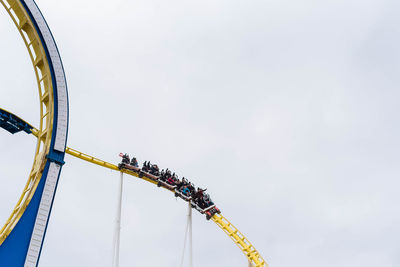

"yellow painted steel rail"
[212,214,266,266]
[67,147,268,266]
[0,0,54,245]
[69,149,267,266]
[32,125,268,266]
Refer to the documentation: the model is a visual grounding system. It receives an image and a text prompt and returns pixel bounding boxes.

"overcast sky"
[1,0,400,266]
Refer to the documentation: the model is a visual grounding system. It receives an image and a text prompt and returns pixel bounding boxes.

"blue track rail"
[0,108,33,134]
[0,1,69,266]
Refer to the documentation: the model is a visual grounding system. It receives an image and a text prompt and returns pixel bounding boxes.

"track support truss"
[212,214,267,267]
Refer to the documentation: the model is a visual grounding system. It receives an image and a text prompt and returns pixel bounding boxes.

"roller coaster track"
[66,149,268,266]
[66,150,267,266]
[2,118,267,266]
[0,1,267,266]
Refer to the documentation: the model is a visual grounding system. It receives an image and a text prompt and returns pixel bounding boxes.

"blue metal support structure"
[0,0,69,266]
[0,108,33,134]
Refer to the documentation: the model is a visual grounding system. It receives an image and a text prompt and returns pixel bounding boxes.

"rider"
[176,179,184,190]
[142,161,149,172]
[182,186,191,196]
[151,164,160,176]
[203,193,214,207]
[122,153,130,164]
[130,157,138,167]
[167,175,176,186]
[192,187,206,206]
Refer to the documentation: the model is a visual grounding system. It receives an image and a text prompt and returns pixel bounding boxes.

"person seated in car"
[194,187,206,198]
[150,164,160,176]
[192,187,201,201]
[182,186,191,197]
[130,157,138,167]
[167,176,176,186]
[194,188,207,204]
[122,154,130,164]
[196,196,207,209]
[142,161,149,172]
[181,177,187,185]
[188,183,196,197]
[176,179,184,190]
[203,193,214,207]
[160,169,166,181]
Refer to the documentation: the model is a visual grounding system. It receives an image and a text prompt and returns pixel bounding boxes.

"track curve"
[0,0,68,266]
[65,148,268,267]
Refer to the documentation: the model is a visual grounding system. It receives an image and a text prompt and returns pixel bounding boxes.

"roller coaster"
[0,1,268,266]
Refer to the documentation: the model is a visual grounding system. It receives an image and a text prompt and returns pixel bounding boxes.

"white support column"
[112,172,124,267]
[180,201,193,267]
[188,202,193,267]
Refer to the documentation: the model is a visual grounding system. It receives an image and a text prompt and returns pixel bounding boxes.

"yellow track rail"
[212,214,267,267]
[65,147,119,171]
[0,0,54,245]
[26,126,269,266]
[67,147,267,266]
[64,147,167,189]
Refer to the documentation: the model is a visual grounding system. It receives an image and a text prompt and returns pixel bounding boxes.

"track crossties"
[0,108,33,134]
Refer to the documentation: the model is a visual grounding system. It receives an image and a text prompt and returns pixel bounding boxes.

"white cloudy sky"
[1,0,400,266]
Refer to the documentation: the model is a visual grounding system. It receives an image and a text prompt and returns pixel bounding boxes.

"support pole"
[189,202,193,267]
[112,172,124,267]
[180,201,193,267]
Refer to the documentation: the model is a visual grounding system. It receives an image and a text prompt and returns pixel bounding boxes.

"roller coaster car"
[122,164,159,183]
[174,189,192,201]
[144,172,159,182]
[192,203,220,220]
[118,162,141,173]
[157,180,177,190]
[118,154,138,171]
[192,203,216,214]
[205,206,221,220]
